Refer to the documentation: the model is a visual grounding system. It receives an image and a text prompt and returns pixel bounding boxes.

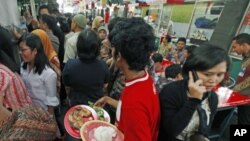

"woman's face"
[98,30,107,40]
[19,41,37,63]
[196,61,227,91]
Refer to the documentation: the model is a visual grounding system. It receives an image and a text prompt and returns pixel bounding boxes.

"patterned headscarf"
[92,16,104,31]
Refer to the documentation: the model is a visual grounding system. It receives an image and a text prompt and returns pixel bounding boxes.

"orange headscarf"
[31,29,57,62]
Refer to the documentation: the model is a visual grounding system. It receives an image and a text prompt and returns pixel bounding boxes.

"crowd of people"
[0,3,250,141]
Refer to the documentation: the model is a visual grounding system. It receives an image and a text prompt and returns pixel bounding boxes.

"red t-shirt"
[116,71,160,141]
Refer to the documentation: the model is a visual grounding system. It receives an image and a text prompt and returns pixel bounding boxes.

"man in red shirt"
[95,18,160,141]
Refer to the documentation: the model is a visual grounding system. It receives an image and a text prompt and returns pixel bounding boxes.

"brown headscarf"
[31,29,58,62]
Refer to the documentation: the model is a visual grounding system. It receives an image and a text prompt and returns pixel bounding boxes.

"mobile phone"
[192,70,199,82]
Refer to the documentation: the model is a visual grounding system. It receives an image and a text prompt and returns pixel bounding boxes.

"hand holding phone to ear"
[188,71,206,100]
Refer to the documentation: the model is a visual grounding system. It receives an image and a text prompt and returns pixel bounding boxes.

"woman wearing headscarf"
[92,16,104,33]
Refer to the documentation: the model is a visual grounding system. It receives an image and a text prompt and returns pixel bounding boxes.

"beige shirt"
[158,42,172,58]
[63,32,80,63]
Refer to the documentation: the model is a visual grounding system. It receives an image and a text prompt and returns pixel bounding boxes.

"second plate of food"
[64,105,98,139]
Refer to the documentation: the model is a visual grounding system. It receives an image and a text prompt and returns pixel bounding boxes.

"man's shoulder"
[67,32,80,42]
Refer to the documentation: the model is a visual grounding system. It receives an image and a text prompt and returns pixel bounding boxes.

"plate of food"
[64,105,98,139]
[80,120,124,141]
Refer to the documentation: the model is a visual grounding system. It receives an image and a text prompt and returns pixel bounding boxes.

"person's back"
[63,59,109,105]
[117,71,160,141]
[63,29,110,106]
[39,14,60,53]
[164,64,183,84]
[63,14,86,63]
[109,17,160,141]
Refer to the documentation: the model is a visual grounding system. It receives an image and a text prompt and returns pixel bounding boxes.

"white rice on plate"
[93,126,117,141]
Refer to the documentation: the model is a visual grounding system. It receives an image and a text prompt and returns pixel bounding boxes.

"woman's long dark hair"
[20,34,50,75]
[182,44,231,79]
[0,26,20,73]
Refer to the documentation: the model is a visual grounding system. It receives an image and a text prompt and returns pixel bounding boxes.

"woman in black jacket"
[158,44,230,141]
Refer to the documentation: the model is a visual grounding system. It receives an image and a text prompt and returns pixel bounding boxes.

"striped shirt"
[0,64,32,110]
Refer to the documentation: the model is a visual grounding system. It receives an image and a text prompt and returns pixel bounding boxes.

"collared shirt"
[177,48,186,65]
[63,32,81,63]
[21,65,59,110]
[0,64,32,110]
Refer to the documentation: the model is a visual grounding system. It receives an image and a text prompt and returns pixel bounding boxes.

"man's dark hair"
[182,44,230,79]
[38,5,51,16]
[165,64,182,79]
[165,35,172,42]
[232,33,250,45]
[185,45,197,55]
[51,8,60,15]
[109,17,155,71]
[152,53,163,63]
[57,16,70,33]
[39,14,57,30]
[177,37,186,44]
[108,17,126,32]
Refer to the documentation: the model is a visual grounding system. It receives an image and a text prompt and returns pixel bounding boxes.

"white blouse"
[21,65,59,110]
